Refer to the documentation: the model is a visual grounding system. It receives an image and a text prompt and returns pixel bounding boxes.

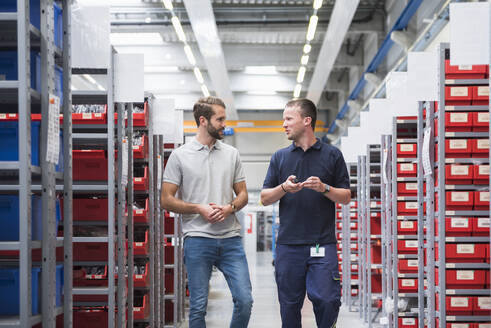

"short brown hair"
[193,96,226,126]
[285,98,317,131]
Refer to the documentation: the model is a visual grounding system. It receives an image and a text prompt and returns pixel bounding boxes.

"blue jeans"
[184,236,253,328]
[275,243,341,328]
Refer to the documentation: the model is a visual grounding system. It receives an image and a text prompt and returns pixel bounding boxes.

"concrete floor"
[180,251,363,327]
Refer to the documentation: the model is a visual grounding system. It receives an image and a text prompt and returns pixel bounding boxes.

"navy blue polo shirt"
[263,139,350,245]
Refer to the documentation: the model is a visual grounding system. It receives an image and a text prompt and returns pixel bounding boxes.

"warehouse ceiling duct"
[306,0,360,105]
[182,0,238,119]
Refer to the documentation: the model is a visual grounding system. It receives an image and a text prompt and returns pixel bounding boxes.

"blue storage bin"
[55,264,63,307]
[0,267,41,315]
[55,130,64,173]
[0,51,39,90]
[0,121,40,166]
[0,195,60,242]
[0,1,62,48]
[34,54,63,103]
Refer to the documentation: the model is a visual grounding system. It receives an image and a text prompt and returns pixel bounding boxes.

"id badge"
[310,246,325,257]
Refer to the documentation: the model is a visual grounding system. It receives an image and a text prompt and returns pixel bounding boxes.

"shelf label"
[405,183,418,190]
[422,127,432,176]
[400,163,414,172]
[477,86,490,97]
[456,270,474,280]
[478,165,490,176]
[479,191,490,202]
[407,260,418,267]
[451,218,469,228]
[451,192,469,202]
[121,138,128,186]
[0,114,5,119]
[46,95,60,165]
[350,213,357,218]
[135,274,143,279]
[457,244,474,254]
[401,279,415,287]
[450,165,469,176]
[478,218,490,228]
[400,221,415,229]
[135,209,143,215]
[477,139,489,149]
[477,112,490,123]
[450,112,469,123]
[450,87,469,97]
[478,297,491,309]
[135,178,142,182]
[450,297,469,307]
[405,202,418,209]
[402,318,416,325]
[94,113,102,118]
[458,65,473,70]
[82,113,92,119]
[405,240,418,248]
[449,139,468,149]
[400,144,415,152]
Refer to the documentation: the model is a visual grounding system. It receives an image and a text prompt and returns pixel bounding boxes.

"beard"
[207,123,224,140]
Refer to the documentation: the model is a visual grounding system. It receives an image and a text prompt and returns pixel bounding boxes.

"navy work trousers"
[275,243,341,328]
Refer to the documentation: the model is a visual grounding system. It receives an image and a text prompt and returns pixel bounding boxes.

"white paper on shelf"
[47,94,60,165]
[71,1,110,68]
[422,127,432,176]
[450,2,489,65]
[386,72,418,116]
[153,98,183,144]
[121,138,128,186]
[407,52,439,101]
[114,53,144,103]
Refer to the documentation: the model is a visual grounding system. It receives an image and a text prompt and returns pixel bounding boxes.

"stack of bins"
[430,50,491,328]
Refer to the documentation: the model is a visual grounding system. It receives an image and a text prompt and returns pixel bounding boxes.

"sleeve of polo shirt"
[262,152,279,189]
[333,150,350,189]
[162,151,182,186]
[233,150,246,184]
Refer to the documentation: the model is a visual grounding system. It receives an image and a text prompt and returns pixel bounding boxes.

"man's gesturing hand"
[282,175,303,193]
[301,176,325,193]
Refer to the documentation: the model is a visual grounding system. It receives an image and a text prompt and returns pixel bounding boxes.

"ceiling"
[76,0,388,123]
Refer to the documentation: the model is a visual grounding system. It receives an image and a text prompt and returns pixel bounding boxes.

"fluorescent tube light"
[201,84,210,97]
[171,16,186,42]
[162,0,173,10]
[244,66,277,75]
[301,55,309,66]
[193,67,204,84]
[83,74,96,84]
[184,45,196,65]
[303,44,312,54]
[293,84,302,98]
[306,15,318,41]
[313,0,323,10]
[296,66,306,83]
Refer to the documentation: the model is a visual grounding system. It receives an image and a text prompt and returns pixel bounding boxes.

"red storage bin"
[73,150,108,181]
[134,263,150,288]
[134,294,150,320]
[445,60,487,79]
[134,166,149,191]
[398,278,418,292]
[73,266,108,287]
[114,103,149,127]
[397,182,419,196]
[165,268,174,294]
[350,201,358,208]
[351,289,358,296]
[445,86,472,105]
[370,211,381,219]
[349,211,358,219]
[371,274,382,293]
[134,230,149,256]
[397,163,417,177]
[398,317,418,328]
[445,191,474,211]
[72,106,107,125]
[446,270,486,289]
[472,86,490,105]
[474,191,490,211]
[475,323,491,328]
[370,217,381,235]
[165,214,175,234]
[397,201,418,215]
[132,135,148,159]
[74,242,109,261]
[349,221,358,230]
[472,139,489,158]
[336,212,343,219]
[134,198,149,224]
[473,164,489,185]
[473,217,490,236]
[444,217,473,236]
[473,296,491,316]
[336,222,343,231]
[446,243,486,263]
[472,112,490,132]
[445,112,473,132]
[350,243,358,251]
[446,164,473,185]
[398,259,419,273]
[74,309,108,328]
[438,296,473,315]
[351,264,358,272]
[165,245,175,264]
[445,139,472,158]
[398,220,417,235]
[398,240,418,254]
[336,203,342,210]
[73,198,108,221]
[397,143,417,157]
[371,245,381,264]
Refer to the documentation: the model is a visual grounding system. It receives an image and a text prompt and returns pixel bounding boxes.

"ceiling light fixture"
[306,15,318,41]
[145,16,151,23]
[297,66,306,83]
[162,0,173,10]
[183,45,196,65]
[293,84,302,98]
[83,74,96,84]
[301,55,309,66]
[171,16,186,42]
[313,0,323,10]
[201,84,210,97]
[194,67,204,84]
[303,44,312,54]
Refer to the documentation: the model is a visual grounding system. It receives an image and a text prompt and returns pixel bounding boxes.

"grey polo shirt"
[163,137,245,239]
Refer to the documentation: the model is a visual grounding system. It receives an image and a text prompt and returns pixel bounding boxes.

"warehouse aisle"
[181,251,362,327]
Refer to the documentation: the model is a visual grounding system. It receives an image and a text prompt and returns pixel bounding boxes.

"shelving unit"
[357,154,366,320]
[0,0,72,326]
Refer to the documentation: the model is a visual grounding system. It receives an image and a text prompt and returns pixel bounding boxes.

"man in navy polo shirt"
[261,98,351,328]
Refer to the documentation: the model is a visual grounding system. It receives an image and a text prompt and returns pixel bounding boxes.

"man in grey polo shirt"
[161,96,253,328]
